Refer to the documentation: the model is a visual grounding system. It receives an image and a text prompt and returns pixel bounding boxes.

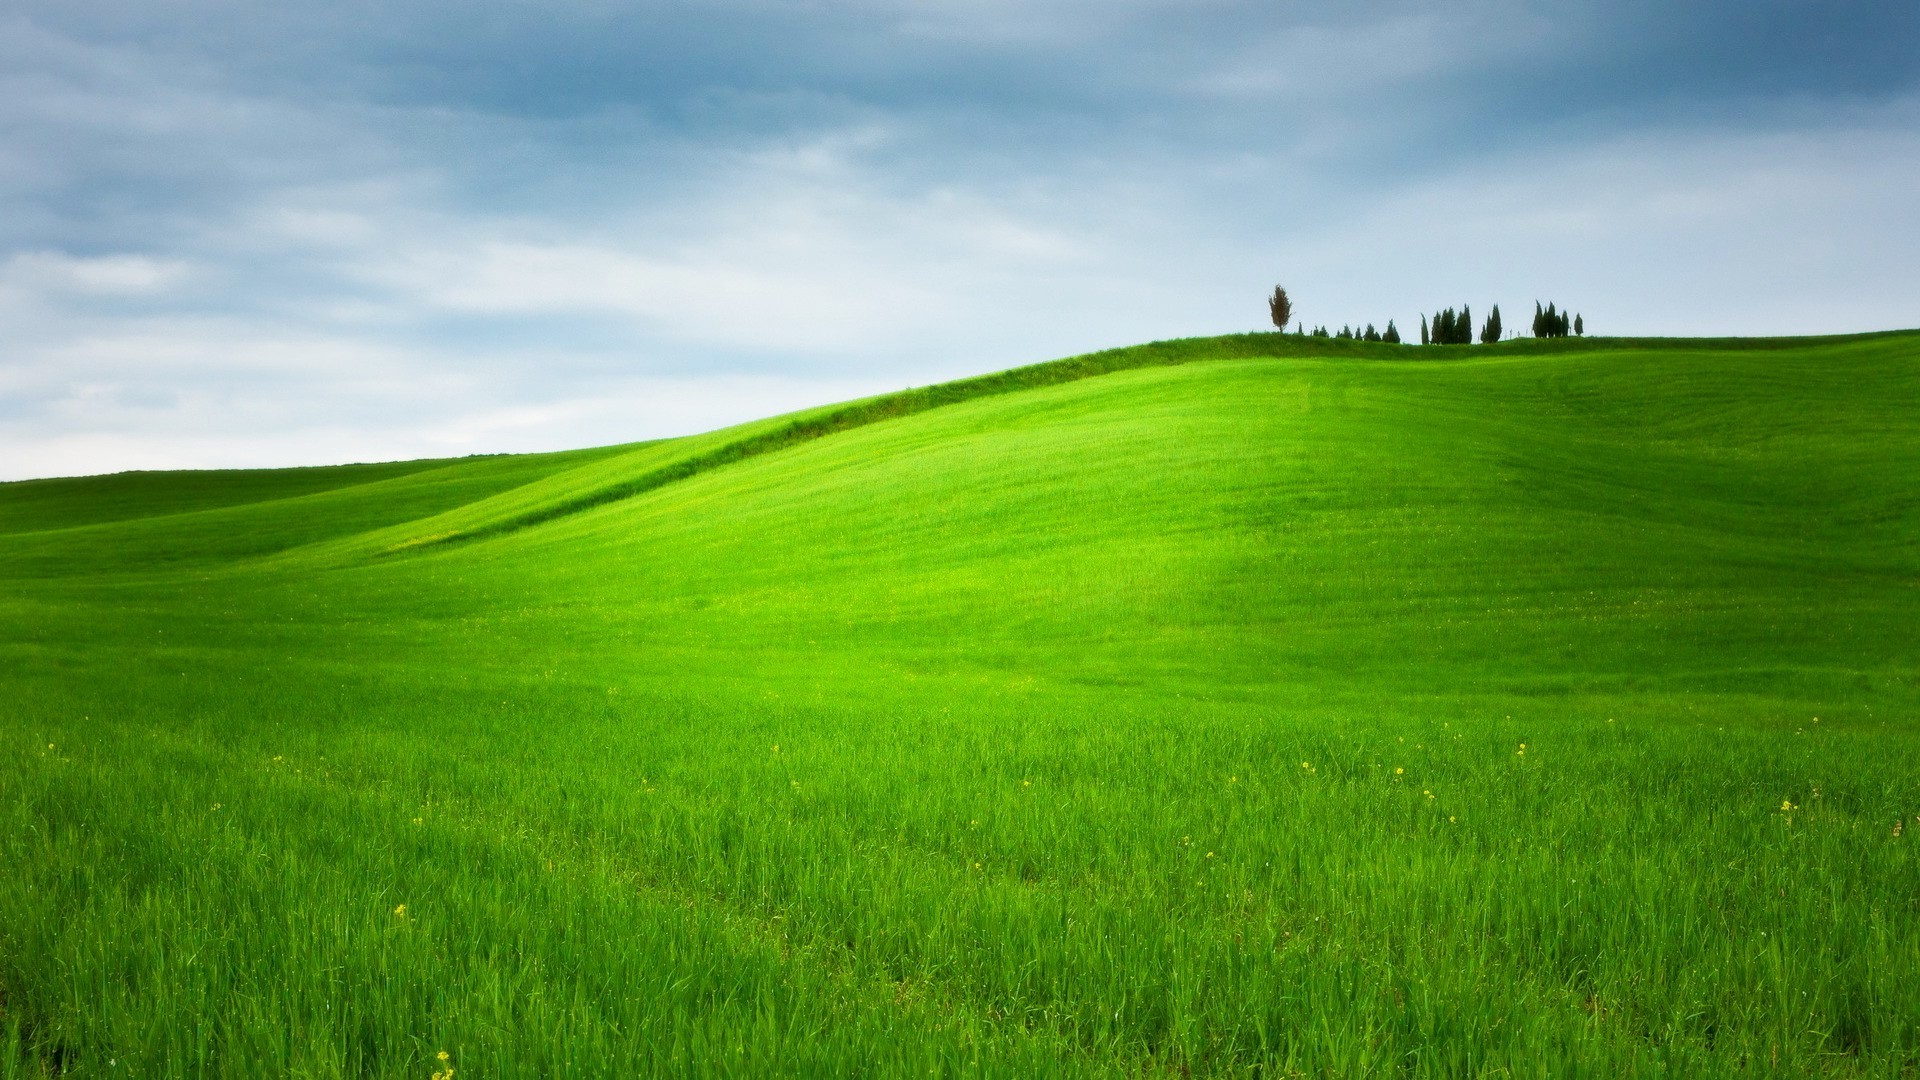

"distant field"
[2,332,1917,1077]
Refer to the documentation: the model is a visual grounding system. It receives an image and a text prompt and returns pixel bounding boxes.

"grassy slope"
[2,333,1918,1078]
[0,443,639,575]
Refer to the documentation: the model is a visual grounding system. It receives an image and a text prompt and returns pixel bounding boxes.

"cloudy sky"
[4,1,1917,479]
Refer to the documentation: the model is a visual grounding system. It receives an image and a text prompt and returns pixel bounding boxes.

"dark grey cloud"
[1,1,1916,478]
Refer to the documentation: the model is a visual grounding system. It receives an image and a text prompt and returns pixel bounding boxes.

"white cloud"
[2,251,197,296]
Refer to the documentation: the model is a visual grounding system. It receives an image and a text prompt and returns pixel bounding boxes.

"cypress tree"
[1364,323,1380,342]
[1384,320,1401,344]
[1532,301,1544,338]
[1480,304,1502,344]
[1459,305,1472,345]
[1420,314,1429,345]
[1575,313,1584,336]
[1267,285,1293,332]
[1544,303,1558,338]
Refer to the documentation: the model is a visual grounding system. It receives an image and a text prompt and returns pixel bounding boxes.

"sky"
[3,1,1917,480]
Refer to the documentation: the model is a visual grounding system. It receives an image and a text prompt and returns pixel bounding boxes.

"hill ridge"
[379,329,1920,554]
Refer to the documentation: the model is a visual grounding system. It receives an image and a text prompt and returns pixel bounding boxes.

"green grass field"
[3,331,1917,1077]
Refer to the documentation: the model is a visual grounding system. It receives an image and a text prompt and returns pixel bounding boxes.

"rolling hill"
[2,331,1917,1077]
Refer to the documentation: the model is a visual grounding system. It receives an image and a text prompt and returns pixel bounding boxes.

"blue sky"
[3,1,1917,478]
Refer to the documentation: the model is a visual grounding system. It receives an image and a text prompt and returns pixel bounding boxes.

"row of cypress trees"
[1268,285,1587,344]
[1427,302,1585,343]
[1297,322,1402,343]
[1422,306,1492,345]
[1533,302,1582,338]
[1355,302,1588,343]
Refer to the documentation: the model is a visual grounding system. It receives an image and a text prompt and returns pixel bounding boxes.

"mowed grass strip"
[1,332,1917,1077]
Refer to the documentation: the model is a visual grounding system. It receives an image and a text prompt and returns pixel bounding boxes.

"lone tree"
[1268,285,1293,332]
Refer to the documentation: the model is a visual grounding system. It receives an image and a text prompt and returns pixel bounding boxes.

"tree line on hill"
[1532,301,1582,338]
[1422,305,1487,345]
[1267,286,1585,344]
[1301,321,1401,343]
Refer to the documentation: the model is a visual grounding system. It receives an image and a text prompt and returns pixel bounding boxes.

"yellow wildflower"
[393,904,407,918]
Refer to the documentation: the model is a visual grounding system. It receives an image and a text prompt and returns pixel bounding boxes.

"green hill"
[3,332,1917,1077]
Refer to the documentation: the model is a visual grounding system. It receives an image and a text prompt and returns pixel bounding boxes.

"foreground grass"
[2,333,1917,1077]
